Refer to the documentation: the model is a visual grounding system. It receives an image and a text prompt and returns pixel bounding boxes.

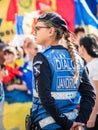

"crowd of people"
[0,36,39,130]
[0,12,98,130]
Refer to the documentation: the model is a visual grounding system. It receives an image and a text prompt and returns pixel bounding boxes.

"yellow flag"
[0,0,11,19]
[0,21,15,42]
[18,0,36,15]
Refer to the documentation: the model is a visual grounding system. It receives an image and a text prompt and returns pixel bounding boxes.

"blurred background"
[0,1,98,130]
[0,0,98,45]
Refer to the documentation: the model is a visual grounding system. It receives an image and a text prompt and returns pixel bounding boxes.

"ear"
[48,27,55,36]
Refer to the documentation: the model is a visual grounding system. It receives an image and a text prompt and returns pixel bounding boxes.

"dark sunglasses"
[35,26,51,31]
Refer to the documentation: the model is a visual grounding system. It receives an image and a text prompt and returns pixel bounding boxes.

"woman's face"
[4,52,15,64]
[34,22,52,46]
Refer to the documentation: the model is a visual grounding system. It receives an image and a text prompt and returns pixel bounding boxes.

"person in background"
[23,40,38,70]
[20,40,38,94]
[23,36,34,59]
[31,12,95,130]
[0,46,32,130]
[79,35,98,130]
[0,38,7,65]
[72,26,86,51]
[0,69,5,102]
[0,38,7,130]
[15,46,24,67]
[0,66,5,130]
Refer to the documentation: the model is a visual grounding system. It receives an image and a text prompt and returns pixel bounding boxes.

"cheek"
[30,49,34,54]
[36,35,45,45]
[37,31,48,40]
[4,55,9,60]
[6,56,15,63]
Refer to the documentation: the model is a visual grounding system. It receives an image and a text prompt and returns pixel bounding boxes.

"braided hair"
[44,21,79,81]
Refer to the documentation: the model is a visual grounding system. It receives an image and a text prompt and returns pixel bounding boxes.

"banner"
[16,15,24,34]
[16,11,39,35]
[0,0,11,20]
[6,0,18,21]
[35,0,75,32]
[0,21,15,42]
[0,0,18,22]
[18,0,36,15]
[56,0,75,32]
[36,0,56,13]
[0,18,2,25]
[75,0,98,34]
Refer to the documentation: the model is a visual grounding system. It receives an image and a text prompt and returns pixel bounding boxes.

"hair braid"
[63,32,79,82]
[44,21,79,81]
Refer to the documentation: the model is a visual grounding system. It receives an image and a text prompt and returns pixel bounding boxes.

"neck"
[44,39,59,48]
[29,55,34,61]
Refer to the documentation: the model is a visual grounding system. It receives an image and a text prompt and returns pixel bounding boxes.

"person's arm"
[6,83,28,91]
[75,68,96,124]
[33,53,73,130]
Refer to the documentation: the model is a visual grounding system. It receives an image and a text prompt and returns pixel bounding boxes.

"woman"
[32,12,95,130]
[79,35,98,130]
[20,39,38,94]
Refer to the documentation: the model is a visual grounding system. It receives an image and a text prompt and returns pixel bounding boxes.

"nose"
[33,29,37,36]
[33,31,36,36]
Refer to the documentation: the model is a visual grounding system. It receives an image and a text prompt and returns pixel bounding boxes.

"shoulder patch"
[33,61,43,77]
[33,61,42,66]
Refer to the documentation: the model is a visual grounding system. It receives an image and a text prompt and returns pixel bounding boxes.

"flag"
[75,0,83,26]
[86,0,97,16]
[16,15,24,34]
[0,20,15,42]
[22,11,39,34]
[75,0,98,33]
[35,0,75,32]
[16,11,39,35]
[0,18,2,26]
[36,0,52,13]
[56,0,75,32]
[18,0,36,15]
[35,0,57,15]
[6,0,18,22]
[80,0,98,27]
[0,0,11,20]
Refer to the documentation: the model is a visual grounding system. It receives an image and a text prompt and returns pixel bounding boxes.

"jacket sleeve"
[75,67,96,124]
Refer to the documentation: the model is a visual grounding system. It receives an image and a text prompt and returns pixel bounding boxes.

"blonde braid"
[45,21,79,81]
[63,32,79,82]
